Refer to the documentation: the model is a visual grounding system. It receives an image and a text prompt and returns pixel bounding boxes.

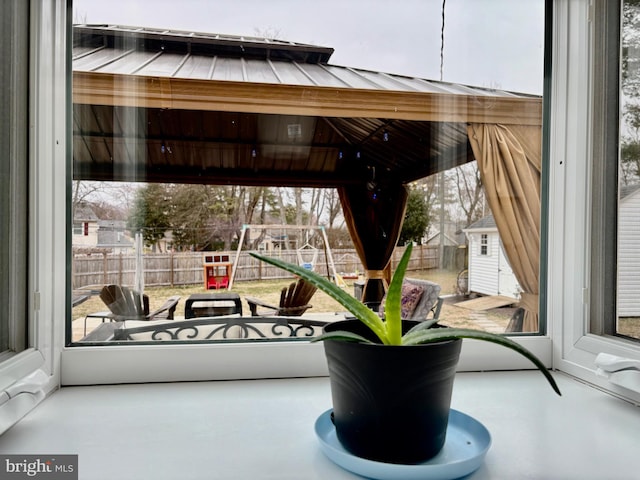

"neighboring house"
[73,204,134,253]
[463,215,521,299]
[618,184,640,316]
[248,230,303,252]
[97,220,134,254]
[72,203,99,247]
[424,221,466,247]
[425,231,460,247]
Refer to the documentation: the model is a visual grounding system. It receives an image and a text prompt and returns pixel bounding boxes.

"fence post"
[72,252,76,289]
[170,251,174,287]
[118,253,123,285]
[102,252,108,286]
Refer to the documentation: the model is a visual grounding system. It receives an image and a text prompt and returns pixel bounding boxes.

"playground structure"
[203,254,232,290]
[335,253,361,279]
[229,224,339,289]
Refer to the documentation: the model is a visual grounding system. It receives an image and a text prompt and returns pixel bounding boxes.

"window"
[551,0,640,403]
[72,222,87,236]
[63,0,552,384]
[0,0,28,360]
[0,0,68,434]
[480,234,489,256]
[616,0,640,342]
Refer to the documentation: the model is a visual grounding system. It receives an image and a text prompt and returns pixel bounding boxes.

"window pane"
[618,0,640,341]
[0,0,29,357]
[70,0,546,344]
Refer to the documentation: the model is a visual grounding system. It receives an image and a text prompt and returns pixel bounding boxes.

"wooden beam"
[73,71,543,126]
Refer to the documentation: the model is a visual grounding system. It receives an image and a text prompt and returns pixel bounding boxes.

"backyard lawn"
[71,269,515,341]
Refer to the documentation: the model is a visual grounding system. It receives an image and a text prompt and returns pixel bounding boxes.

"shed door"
[497,245,520,299]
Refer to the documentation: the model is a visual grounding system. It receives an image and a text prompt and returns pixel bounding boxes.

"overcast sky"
[74,0,545,94]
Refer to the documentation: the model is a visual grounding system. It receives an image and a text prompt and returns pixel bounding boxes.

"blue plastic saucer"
[314,408,491,480]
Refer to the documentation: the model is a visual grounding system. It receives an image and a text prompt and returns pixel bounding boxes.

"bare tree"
[324,189,343,228]
[451,162,484,227]
[71,180,134,221]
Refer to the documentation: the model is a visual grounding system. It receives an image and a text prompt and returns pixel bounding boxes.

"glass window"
[64,0,552,384]
[70,0,547,344]
[480,234,489,256]
[1,0,68,434]
[0,0,29,360]
[587,0,640,344]
[550,0,640,403]
[617,0,640,342]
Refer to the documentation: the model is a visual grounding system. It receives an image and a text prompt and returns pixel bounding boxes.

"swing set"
[229,224,339,289]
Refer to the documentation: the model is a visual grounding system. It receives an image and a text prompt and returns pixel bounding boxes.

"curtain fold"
[338,183,409,305]
[467,124,542,332]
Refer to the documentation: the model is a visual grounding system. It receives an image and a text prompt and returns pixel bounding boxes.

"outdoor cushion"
[378,282,425,319]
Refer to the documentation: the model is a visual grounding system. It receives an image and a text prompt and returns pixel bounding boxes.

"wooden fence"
[71,245,447,289]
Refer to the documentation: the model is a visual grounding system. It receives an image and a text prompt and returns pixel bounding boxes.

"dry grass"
[618,318,640,340]
[72,268,516,340]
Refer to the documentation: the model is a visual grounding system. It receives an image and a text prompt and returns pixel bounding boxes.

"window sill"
[0,371,638,479]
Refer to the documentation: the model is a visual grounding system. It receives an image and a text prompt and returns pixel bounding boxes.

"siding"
[618,189,640,316]
[468,232,500,295]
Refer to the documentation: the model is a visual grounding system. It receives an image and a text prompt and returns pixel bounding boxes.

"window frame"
[480,233,489,256]
[549,0,640,403]
[0,0,69,434]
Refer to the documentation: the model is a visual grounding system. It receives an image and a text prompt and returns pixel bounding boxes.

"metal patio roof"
[72,25,542,187]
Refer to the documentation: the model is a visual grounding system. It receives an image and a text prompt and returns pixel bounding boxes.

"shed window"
[480,234,489,256]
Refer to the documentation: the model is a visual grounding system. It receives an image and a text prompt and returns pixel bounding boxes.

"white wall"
[72,221,98,246]
[618,189,640,316]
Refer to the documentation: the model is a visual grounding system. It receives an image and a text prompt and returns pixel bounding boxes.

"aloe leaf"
[403,318,440,337]
[250,252,390,344]
[385,245,414,345]
[402,328,561,396]
[311,330,375,344]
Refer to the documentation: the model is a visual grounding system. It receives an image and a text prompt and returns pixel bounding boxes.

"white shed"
[618,184,640,316]
[463,215,521,299]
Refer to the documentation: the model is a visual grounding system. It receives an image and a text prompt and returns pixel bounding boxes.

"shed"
[463,215,521,299]
[618,184,640,316]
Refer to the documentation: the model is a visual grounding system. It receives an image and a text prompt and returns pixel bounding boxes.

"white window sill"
[0,371,638,479]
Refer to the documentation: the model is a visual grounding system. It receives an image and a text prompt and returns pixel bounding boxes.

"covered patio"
[72,24,543,331]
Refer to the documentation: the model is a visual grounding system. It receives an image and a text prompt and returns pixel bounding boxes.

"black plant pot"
[323,319,462,464]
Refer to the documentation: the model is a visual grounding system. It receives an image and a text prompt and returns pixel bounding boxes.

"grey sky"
[74,0,544,94]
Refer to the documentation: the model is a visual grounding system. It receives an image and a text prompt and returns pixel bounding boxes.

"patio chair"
[246,278,317,317]
[505,307,525,332]
[378,278,443,321]
[98,284,180,321]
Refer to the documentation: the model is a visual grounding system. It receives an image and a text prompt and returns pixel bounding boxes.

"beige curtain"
[467,124,542,332]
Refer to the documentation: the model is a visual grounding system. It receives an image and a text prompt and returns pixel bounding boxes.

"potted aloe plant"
[251,244,561,464]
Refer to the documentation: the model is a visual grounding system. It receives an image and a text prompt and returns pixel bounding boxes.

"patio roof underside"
[72,25,542,188]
